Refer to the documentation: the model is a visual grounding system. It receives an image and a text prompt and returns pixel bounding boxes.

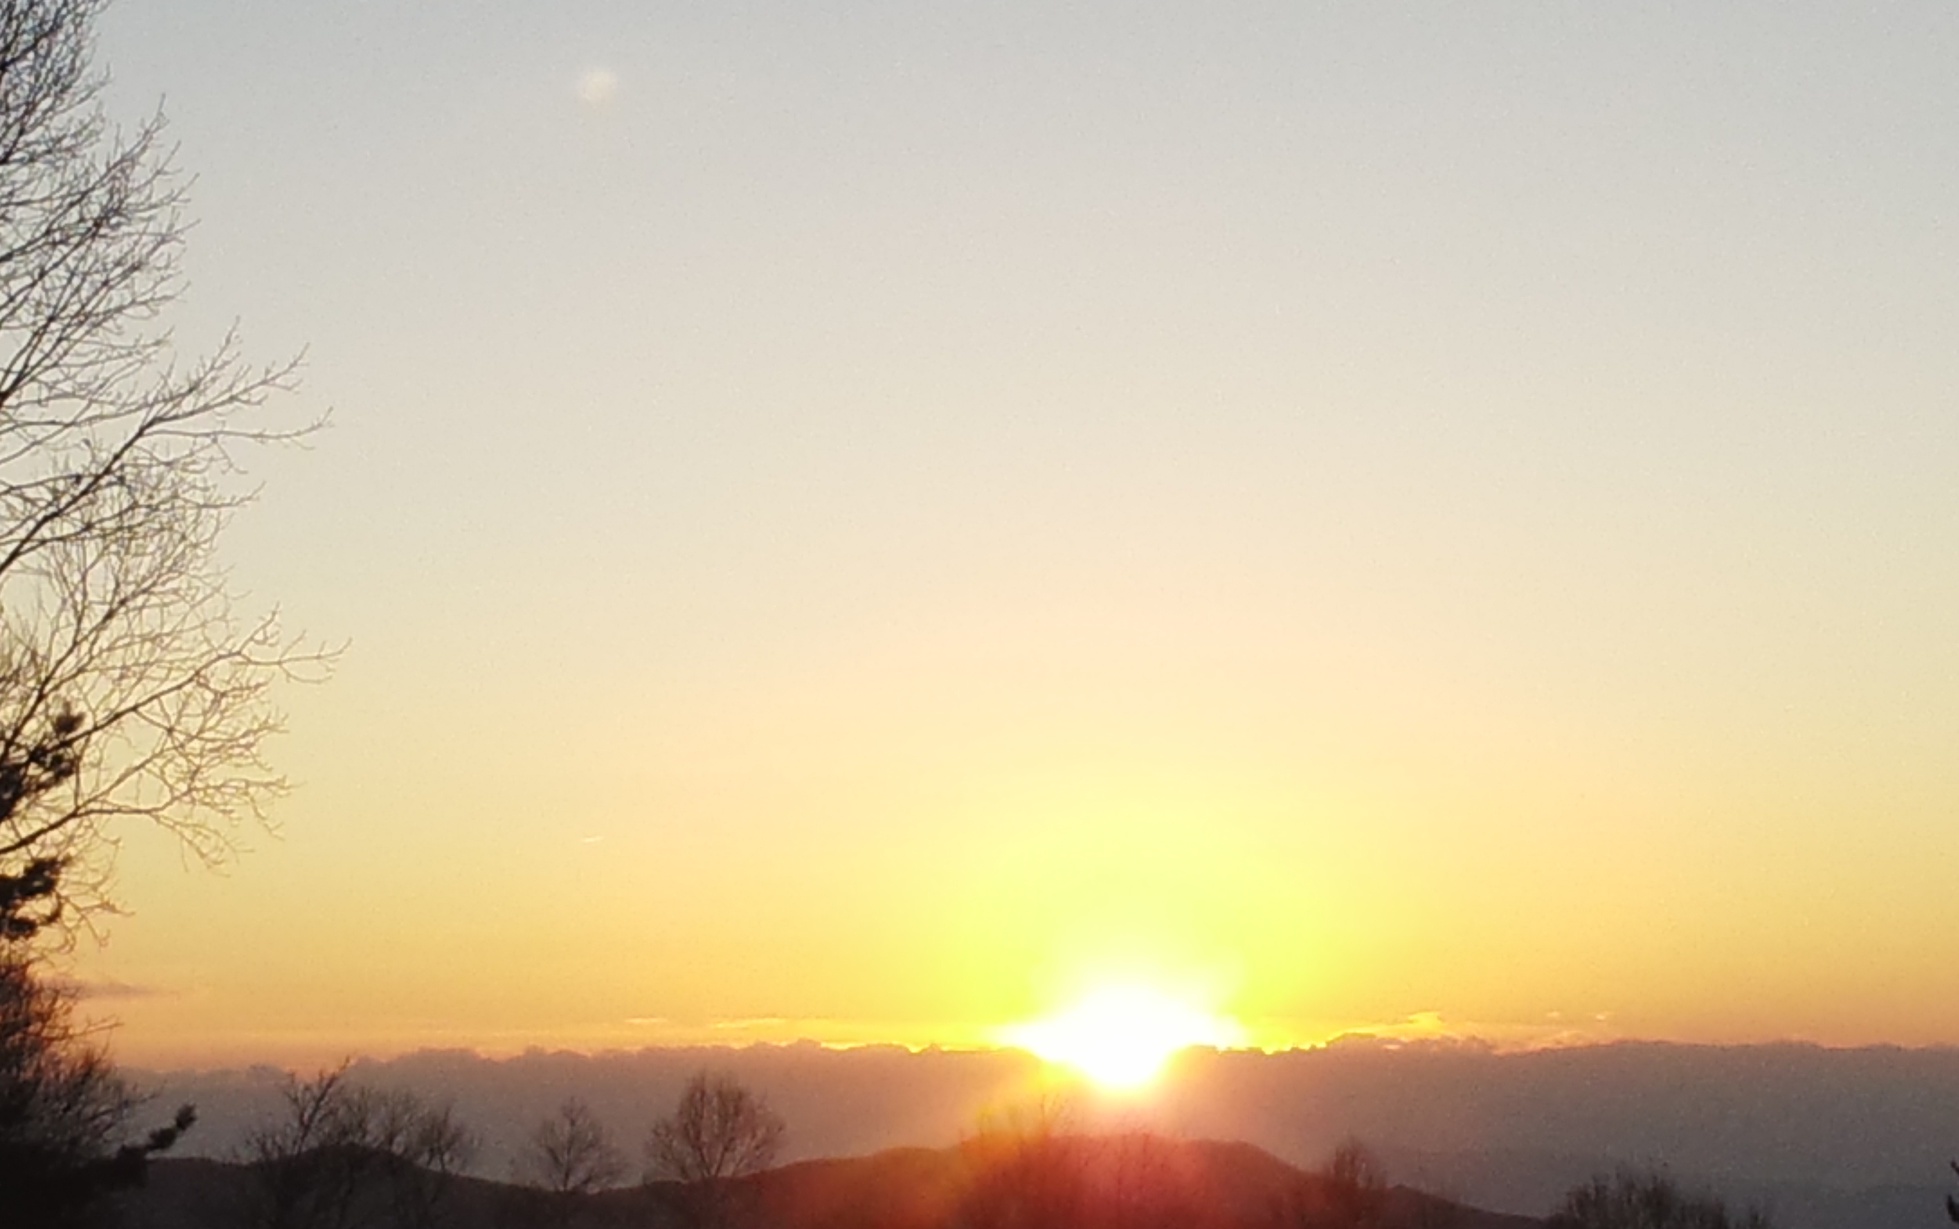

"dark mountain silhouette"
[127,1041,1959,1227]
[719,1135,1539,1229]
[113,1136,1542,1229]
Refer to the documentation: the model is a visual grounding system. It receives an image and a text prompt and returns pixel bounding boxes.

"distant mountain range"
[116,1136,1542,1229]
[128,1040,1959,1229]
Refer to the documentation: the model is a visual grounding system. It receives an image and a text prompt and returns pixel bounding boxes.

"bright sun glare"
[1004,984,1245,1090]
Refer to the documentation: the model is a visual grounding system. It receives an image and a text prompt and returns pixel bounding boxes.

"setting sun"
[1003,984,1246,1090]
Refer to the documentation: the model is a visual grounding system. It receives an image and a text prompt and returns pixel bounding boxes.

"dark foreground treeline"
[112,1134,1538,1229]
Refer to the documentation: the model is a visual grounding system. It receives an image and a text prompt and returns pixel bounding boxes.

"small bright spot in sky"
[576,68,618,106]
[1003,983,1246,1091]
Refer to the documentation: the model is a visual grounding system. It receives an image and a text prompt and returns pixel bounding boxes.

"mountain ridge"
[116,1134,1544,1229]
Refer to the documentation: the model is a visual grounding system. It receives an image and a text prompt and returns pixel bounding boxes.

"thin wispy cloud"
[61,977,172,1001]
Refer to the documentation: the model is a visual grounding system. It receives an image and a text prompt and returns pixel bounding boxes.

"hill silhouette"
[130,1043,1959,1227]
[114,1134,1542,1229]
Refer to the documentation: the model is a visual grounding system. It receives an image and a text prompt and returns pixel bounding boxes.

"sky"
[66,0,1959,1067]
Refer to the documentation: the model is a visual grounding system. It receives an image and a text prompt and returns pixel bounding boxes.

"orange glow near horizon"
[1001,983,1247,1090]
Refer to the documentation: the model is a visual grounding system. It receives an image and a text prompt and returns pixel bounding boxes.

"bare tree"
[241,1065,370,1229]
[517,1097,625,1228]
[0,0,324,921]
[644,1071,785,1229]
[1549,1169,1772,1229]
[240,1065,478,1229]
[1325,1139,1389,1229]
[954,1098,1213,1229]
[955,1093,1091,1229]
[0,1,311,1210]
[367,1088,479,1229]
[524,1097,626,1196]
[1277,1139,1389,1229]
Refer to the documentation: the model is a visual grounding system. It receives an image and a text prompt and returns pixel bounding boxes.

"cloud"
[712,1016,791,1032]
[1299,1008,1615,1054]
[62,977,170,1001]
[576,68,619,107]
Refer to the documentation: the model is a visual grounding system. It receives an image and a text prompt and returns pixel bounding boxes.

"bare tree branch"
[0,0,326,920]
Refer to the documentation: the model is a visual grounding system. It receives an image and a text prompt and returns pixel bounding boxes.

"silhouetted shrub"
[1549,1169,1772,1229]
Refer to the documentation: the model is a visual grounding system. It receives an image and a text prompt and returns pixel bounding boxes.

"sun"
[1003,983,1245,1090]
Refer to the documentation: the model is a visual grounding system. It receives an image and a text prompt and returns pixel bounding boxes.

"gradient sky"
[69,0,1959,1066]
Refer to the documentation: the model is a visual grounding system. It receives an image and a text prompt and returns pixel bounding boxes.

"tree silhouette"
[955,1093,1091,1229]
[0,860,194,1228]
[955,1101,1215,1229]
[0,2,313,1214]
[0,0,325,922]
[240,1064,478,1229]
[1548,1169,1772,1229]
[517,1097,626,1228]
[1276,1139,1389,1229]
[644,1071,785,1229]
